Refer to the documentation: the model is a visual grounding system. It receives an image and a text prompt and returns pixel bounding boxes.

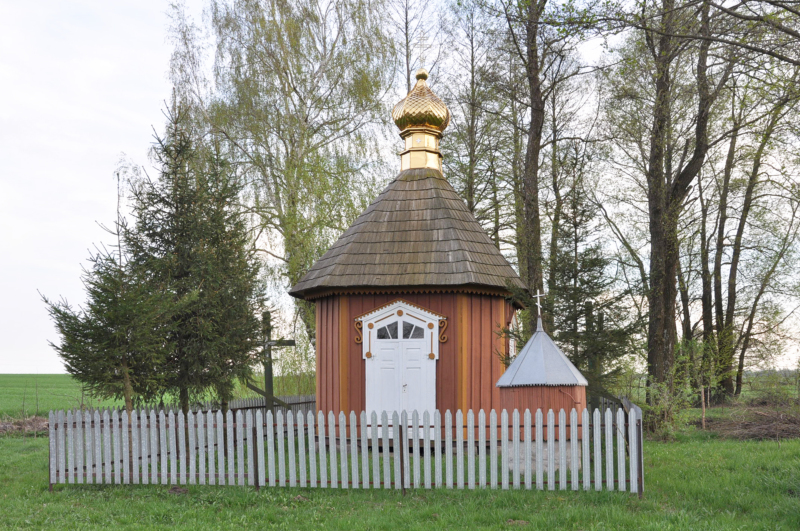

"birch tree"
[170,0,397,340]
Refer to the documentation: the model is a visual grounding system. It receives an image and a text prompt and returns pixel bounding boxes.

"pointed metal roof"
[289,168,527,299]
[496,317,588,387]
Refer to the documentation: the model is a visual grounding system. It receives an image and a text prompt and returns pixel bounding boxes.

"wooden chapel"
[290,68,528,418]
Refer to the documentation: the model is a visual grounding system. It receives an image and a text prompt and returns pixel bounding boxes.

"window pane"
[402,321,414,339]
[410,325,424,339]
[388,321,398,339]
[377,326,389,339]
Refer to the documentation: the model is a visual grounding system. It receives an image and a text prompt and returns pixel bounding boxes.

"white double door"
[366,335,436,426]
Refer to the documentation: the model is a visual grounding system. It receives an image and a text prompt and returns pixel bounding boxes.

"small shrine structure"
[496,309,588,414]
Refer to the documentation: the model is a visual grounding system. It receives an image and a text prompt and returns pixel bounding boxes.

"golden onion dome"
[392,69,450,134]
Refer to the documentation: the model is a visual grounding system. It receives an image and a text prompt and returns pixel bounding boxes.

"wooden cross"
[532,289,546,317]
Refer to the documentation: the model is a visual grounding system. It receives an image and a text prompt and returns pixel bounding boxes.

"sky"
[0,1,191,373]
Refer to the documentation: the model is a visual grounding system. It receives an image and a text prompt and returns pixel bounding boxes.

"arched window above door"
[375,320,426,340]
[355,299,445,360]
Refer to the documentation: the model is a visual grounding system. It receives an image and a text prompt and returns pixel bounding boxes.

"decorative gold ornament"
[428,353,435,360]
[438,319,448,343]
[392,69,451,133]
[355,321,363,344]
[393,69,451,172]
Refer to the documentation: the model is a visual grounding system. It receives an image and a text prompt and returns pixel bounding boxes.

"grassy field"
[0,374,314,418]
[1,425,799,529]
[0,374,122,418]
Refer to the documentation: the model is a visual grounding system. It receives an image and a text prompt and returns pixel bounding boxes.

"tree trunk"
[677,261,693,344]
[180,386,189,416]
[720,102,784,395]
[698,178,714,344]
[646,0,722,400]
[713,118,739,336]
[546,87,562,333]
[466,19,478,214]
[121,357,133,417]
[645,2,676,393]
[520,0,547,333]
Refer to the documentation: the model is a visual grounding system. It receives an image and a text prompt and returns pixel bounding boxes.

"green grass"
[2,427,799,529]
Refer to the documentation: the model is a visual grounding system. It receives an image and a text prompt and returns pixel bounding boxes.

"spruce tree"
[547,176,640,399]
[43,246,177,415]
[126,102,265,414]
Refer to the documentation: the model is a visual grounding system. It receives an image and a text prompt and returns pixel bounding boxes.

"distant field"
[0,374,123,418]
[0,373,315,419]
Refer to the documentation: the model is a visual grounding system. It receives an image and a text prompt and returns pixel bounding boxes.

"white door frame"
[357,299,444,428]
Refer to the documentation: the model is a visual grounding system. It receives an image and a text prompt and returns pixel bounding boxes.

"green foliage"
[271,334,316,397]
[170,0,397,342]
[538,167,644,400]
[126,101,266,412]
[642,378,695,441]
[43,100,266,414]
[747,369,798,407]
[42,242,183,412]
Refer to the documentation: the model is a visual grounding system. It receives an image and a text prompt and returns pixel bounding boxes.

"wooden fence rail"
[134,395,316,419]
[49,407,643,494]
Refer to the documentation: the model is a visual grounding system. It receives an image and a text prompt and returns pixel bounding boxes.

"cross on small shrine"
[532,289,546,317]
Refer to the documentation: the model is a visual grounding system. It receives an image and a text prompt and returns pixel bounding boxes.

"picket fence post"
[500,410,508,490]
[617,408,626,492]
[570,408,578,491]
[48,412,56,489]
[524,409,532,490]
[359,411,368,490]
[547,409,554,491]
[605,408,614,491]
[559,409,566,491]
[307,411,317,489]
[298,411,307,488]
[512,410,520,489]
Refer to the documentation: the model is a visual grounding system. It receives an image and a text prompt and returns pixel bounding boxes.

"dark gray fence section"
[136,395,316,421]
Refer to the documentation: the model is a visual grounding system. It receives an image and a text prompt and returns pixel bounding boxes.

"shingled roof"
[289,168,527,299]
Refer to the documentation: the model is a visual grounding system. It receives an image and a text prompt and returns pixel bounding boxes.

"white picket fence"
[48,407,643,493]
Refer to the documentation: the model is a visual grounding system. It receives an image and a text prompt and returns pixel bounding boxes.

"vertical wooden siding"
[500,386,587,423]
[316,292,516,417]
[316,297,341,417]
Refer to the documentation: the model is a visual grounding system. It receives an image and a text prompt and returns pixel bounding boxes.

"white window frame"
[356,299,445,361]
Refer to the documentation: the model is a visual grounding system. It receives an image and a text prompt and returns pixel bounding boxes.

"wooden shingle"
[289,168,527,299]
